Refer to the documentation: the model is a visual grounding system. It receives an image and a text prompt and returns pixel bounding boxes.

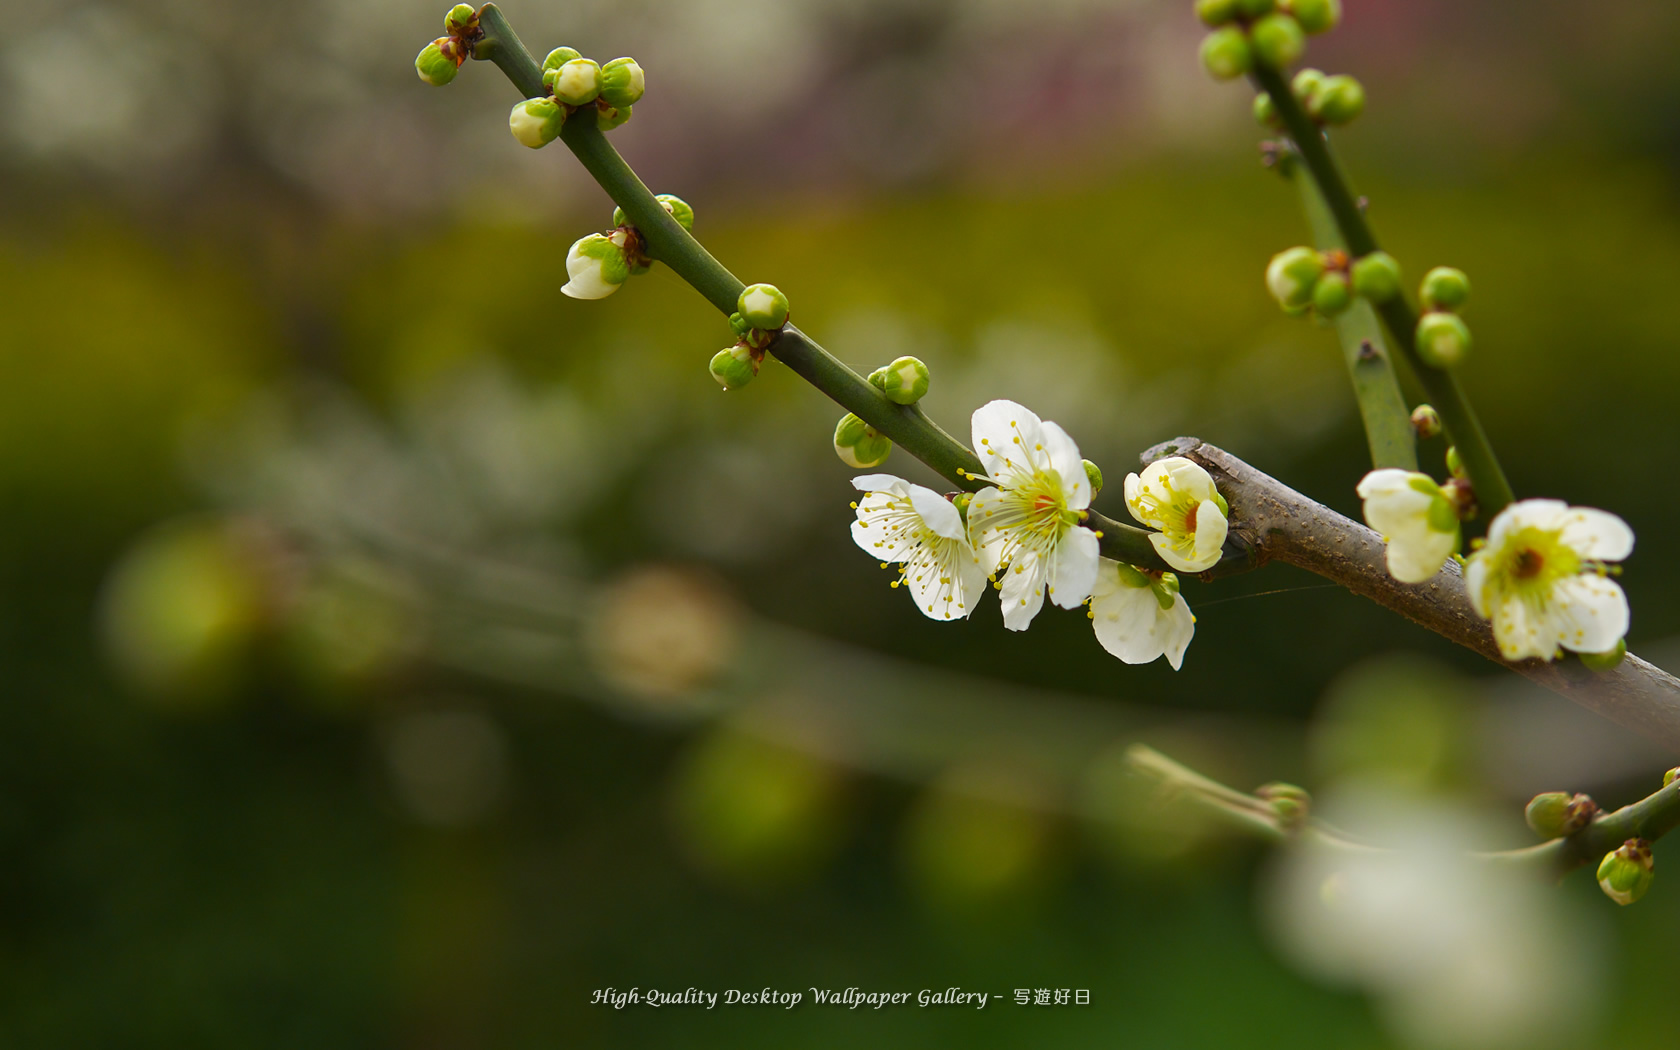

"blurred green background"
[4,0,1680,1046]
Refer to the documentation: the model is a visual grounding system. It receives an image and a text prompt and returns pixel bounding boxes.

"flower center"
[1513,547,1544,579]
[1184,502,1199,536]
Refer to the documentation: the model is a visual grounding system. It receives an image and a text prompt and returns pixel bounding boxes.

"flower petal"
[851,473,910,498]
[1038,420,1089,511]
[1150,531,1215,574]
[966,486,1010,573]
[971,400,1045,484]
[1048,526,1100,609]
[998,551,1047,631]
[1491,594,1555,662]
[1123,472,1145,524]
[908,484,966,541]
[1549,574,1630,654]
[1193,497,1229,567]
[1558,508,1634,563]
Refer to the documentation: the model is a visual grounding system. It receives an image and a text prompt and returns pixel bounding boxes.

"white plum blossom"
[849,474,986,621]
[1124,457,1229,574]
[1464,499,1633,662]
[964,400,1100,631]
[562,231,631,300]
[1089,559,1196,670]
[1356,469,1460,583]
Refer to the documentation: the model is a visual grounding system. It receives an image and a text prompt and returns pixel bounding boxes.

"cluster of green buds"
[509,46,646,149]
[1197,0,1340,80]
[867,356,931,406]
[1523,791,1598,839]
[1597,838,1654,906]
[1414,266,1472,369]
[709,283,791,391]
[562,193,692,300]
[1254,67,1365,128]
[1265,245,1412,321]
[415,4,483,86]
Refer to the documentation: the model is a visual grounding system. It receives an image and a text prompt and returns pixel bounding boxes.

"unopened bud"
[561,232,630,300]
[1524,791,1598,839]
[1195,0,1241,26]
[1266,246,1324,309]
[1291,67,1325,101]
[552,57,602,107]
[1445,445,1465,479]
[508,97,564,149]
[1257,782,1311,832]
[415,39,462,86]
[1420,266,1471,311]
[709,344,756,390]
[1249,13,1306,70]
[1665,767,1680,789]
[738,283,790,331]
[656,194,695,231]
[594,100,632,131]
[868,356,930,405]
[728,312,752,337]
[1285,0,1340,35]
[1307,74,1364,124]
[1409,404,1441,439]
[834,413,892,469]
[1579,640,1627,672]
[1083,460,1104,497]
[1415,311,1472,368]
[1236,0,1275,15]
[600,57,646,109]
[542,47,582,72]
[444,4,477,34]
[1253,93,1281,130]
[1313,271,1352,316]
[1597,839,1654,906]
[1349,251,1401,302]
[1200,27,1253,81]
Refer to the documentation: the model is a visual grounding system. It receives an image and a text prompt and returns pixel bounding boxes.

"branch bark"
[1147,437,1680,754]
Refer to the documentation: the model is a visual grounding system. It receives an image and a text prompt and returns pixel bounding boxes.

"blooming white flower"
[1356,469,1460,583]
[1464,499,1633,662]
[849,474,986,621]
[1123,457,1229,574]
[1089,559,1195,670]
[965,400,1099,631]
[562,232,631,300]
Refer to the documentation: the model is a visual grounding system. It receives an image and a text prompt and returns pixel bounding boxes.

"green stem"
[1293,171,1417,471]
[1251,64,1514,515]
[471,4,1177,570]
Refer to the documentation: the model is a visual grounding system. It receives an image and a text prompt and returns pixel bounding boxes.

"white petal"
[1122,472,1144,523]
[1091,580,1164,664]
[966,486,1009,573]
[1558,508,1634,563]
[1464,553,1492,618]
[908,484,965,541]
[1486,499,1568,550]
[1038,420,1089,511]
[1160,595,1196,670]
[1491,594,1555,662]
[1048,526,1100,609]
[1384,525,1457,583]
[1193,498,1228,566]
[1355,468,1416,500]
[1157,457,1218,504]
[971,400,1045,483]
[851,474,910,498]
[850,493,918,561]
[1150,532,1216,574]
[1549,574,1630,654]
[998,551,1047,631]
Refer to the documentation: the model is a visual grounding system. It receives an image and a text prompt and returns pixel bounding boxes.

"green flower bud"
[1253,92,1281,129]
[600,56,646,109]
[1579,639,1627,672]
[867,356,931,405]
[552,57,602,106]
[1313,271,1352,316]
[728,312,752,337]
[1195,0,1241,26]
[738,283,790,330]
[1415,311,1471,368]
[1308,73,1364,124]
[656,193,695,231]
[415,39,461,86]
[1236,0,1275,15]
[594,100,632,131]
[1597,839,1654,906]
[709,344,756,391]
[834,413,891,469]
[952,492,973,523]
[1285,0,1340,35]
[1250,13,1306,70]
[1524,791,1597,839]
[1445,445,1465,478]
[1083,460,1104,497]
[543,47,582,72]
[1409,404,1442,439]
[1420,266,1471,311]
[1349,251,1401,302]
[1290,68,1325,101]
[611,205,628,228]
[1257,782,1311,832]
[1200,27,1253,81]
[444,4,477,34]
[508,97,564,149]
[1266,246,1324,309]
[561,232,631,299]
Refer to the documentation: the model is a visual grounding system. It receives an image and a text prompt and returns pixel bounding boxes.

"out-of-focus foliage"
[4,0,1680,1047]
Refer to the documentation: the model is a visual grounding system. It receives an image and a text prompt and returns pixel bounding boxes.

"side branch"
[1147,437,1680,753]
